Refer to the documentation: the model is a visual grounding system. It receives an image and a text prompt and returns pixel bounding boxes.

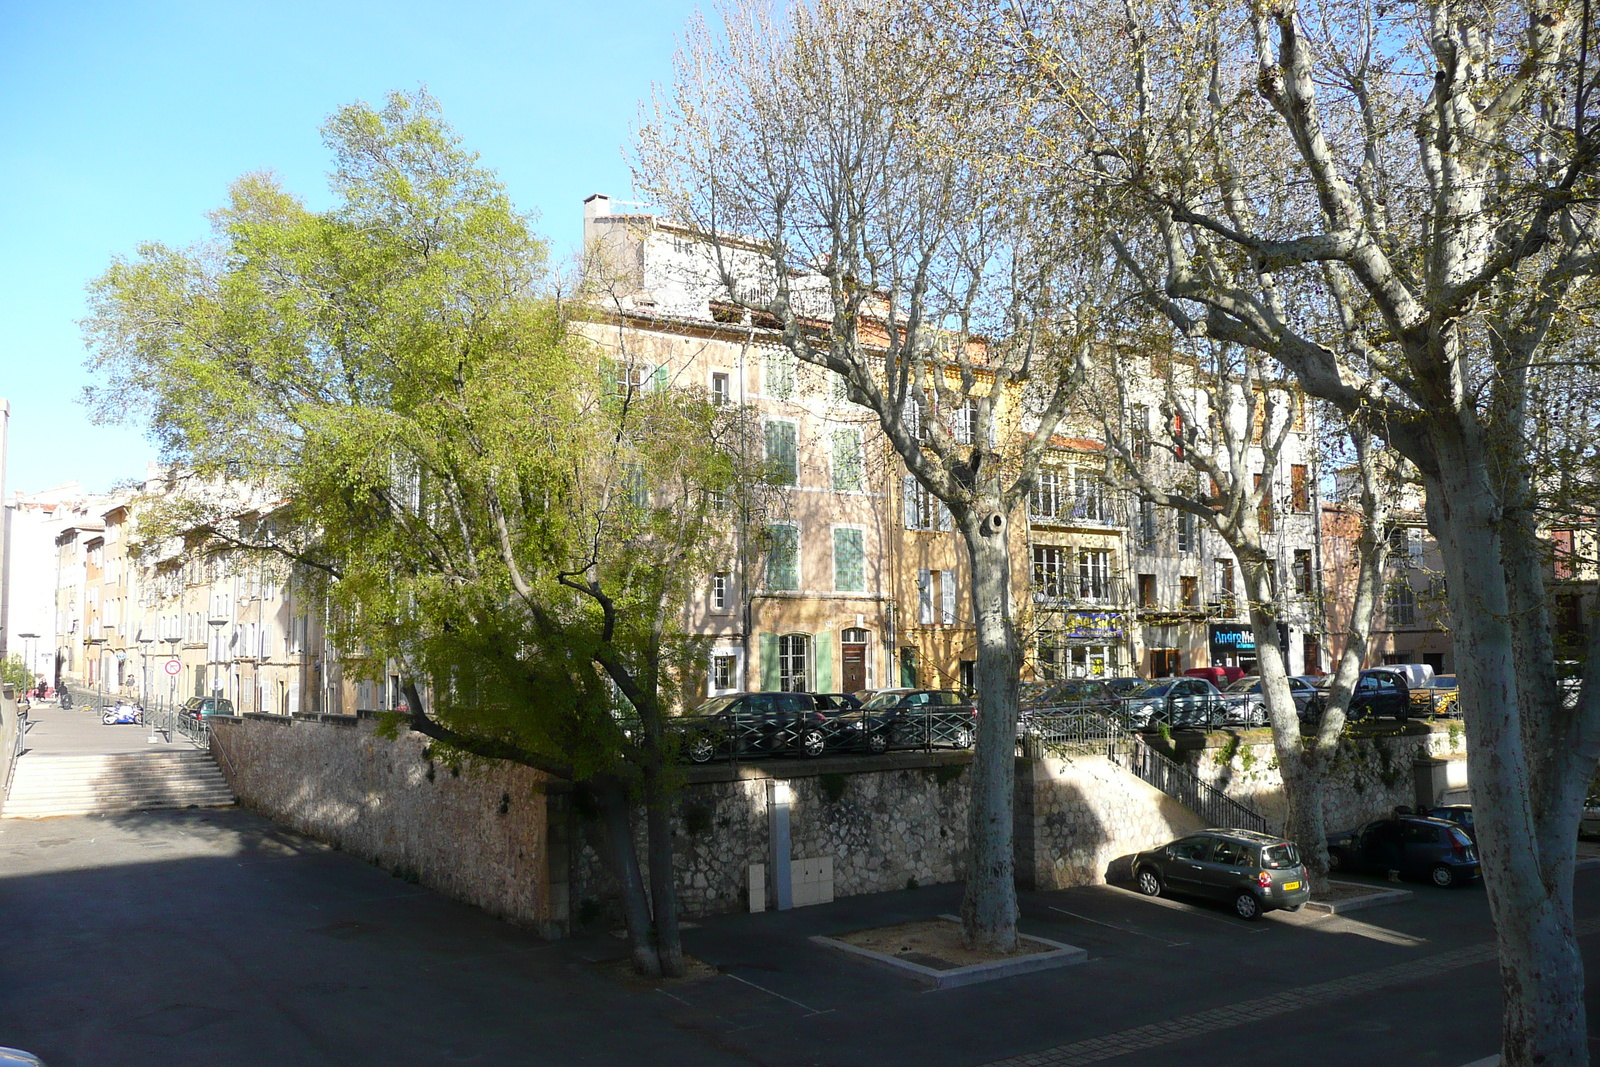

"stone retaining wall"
[209,714,561,936]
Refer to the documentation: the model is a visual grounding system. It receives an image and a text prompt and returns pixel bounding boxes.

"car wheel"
[1249,704,1267,728]
[1136,868,1162,897]
[1234,890,1262,921]
[687,736,716,764]
[865,731,889,755]
[1430,863,1456,888]
[797,728,826,758]
[953,726,974,749]
[1326,848,1345,873]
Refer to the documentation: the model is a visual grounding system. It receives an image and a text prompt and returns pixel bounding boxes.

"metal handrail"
[1023,704,1271,834]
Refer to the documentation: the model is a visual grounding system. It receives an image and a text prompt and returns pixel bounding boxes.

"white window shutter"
[903,475,919,529]
[918,569,934,625]
[941,571,958,625]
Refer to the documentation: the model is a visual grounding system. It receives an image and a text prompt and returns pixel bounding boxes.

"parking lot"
[3,804,1594,1067]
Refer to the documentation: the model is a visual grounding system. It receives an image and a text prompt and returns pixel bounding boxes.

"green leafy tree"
[83,90,752,977]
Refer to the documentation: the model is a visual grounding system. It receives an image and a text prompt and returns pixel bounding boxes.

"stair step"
[3,747,235,819]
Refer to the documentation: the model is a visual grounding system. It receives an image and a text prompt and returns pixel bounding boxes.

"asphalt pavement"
[0,804,1594,1067]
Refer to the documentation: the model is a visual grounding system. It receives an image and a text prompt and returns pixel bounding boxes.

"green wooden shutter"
[651,365,668,392]
[814,632,833,693]
[759,632,779,690]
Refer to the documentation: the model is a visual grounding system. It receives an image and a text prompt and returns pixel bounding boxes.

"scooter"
[58,691,73,709]
[102,701,143,725]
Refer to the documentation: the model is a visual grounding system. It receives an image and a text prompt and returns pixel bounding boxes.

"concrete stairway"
[2,749,235,818]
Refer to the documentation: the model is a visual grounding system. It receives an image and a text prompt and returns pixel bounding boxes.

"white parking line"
[1047,906,1189,947]
[1101,884,1268,932]
[723,971,835,1017]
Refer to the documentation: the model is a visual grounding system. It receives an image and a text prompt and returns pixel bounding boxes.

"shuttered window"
[764,421,798,486]
[766,525,799,590]
[833,528,865,592]
[832,429,863,492]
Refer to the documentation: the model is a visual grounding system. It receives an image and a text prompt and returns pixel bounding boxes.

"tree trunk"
[642,765,686,978]
[1239,556,1332,891]
[593,777,662,978]
[958,504,1020,953]
[1427,458,1588,1067]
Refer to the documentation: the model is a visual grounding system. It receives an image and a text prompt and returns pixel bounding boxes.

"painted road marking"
[1047,906,1189,947]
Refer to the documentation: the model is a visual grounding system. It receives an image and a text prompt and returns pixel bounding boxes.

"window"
[941,570,958,625]
[624,464,649,508]
[764,349,796,399]
[1130,404,1150,460]
[1150,649,1181,676]
[1031,469,1063,519]
[1180,575,1199,609]
[1137,573,1157,609]
[918,569,935,624]
[712,572,730,610]
[903,476,948,531]
[1293,550,1313,595]
[1386,582,1417,626]
[1216,559,1236,614]
[832,429,863,492]
[711,372,731,406]
[614,360,649,395]
[1302,634,1321,674]
[1553,529,1577,580]
[953,400,979,446]
[833,529,865,592]
[1033,546,1069,598]
[1135,500,1157,549]
[764,420,798,486]
[712,654,736,691]
[1078,549,1112,601]
[1387,525,1421,565]
[778,634,809,692]
[1073,471,1109,523]
[1177,510,1197,554]
[1291,464,1310,512]
[766,525,799,590]
[1254,472,1274,532]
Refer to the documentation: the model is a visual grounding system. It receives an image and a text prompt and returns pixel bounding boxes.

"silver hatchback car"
[1133,828,1312,920]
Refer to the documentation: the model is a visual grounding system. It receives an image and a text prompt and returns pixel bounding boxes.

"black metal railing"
[1021,703,1271,834]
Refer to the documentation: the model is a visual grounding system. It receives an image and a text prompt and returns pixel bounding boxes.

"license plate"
[1281,881,1301,891]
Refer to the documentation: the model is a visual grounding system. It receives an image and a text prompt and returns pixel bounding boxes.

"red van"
[1183,665,1247,687]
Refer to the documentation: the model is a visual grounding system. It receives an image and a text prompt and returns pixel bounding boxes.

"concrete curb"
[1304,880,1414,914]
[810,916,1088,989]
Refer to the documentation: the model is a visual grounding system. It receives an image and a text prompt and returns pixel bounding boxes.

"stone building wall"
[1172,721,1470,833]
[209,713,560,935]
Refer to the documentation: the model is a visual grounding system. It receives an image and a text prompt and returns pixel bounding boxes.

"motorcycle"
[59,691,73,709]
[102,701,143,725]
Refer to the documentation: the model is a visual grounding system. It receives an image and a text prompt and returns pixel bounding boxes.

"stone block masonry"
[209,713,562,937]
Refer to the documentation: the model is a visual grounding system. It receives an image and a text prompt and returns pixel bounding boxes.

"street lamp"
[18,633,38,692]
[208,616,228,702]
[138,633,155,709]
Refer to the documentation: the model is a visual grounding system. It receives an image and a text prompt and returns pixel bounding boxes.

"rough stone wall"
[1180,721,1469,833]
[571,759,973,921]
[1019,754,1205,890]
[210,714,558,934]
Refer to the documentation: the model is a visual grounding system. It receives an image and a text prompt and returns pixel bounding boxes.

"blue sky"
[0,0,696,496]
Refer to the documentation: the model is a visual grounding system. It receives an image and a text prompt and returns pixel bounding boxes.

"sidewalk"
[16,700,199,757]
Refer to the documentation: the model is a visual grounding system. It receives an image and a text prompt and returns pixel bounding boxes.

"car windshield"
[1128,681,1173,698]
[1433,676,1458,689]
[1225,678,1262,693]
[862,691,911,709]
[1261,843,1300,869]
[689,695,740,716]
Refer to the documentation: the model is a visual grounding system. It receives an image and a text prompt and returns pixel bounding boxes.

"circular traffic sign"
[163,658,182,676]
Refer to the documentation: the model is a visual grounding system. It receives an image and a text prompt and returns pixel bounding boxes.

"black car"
[849,688,976,752]
[179,695,235,721]
[1132,828,1312,920]
[1311,669,1412,722]
[1326,814,1479,886]
[1022,678,1118,712]
[813,692,863,712]
[673,692,848,762]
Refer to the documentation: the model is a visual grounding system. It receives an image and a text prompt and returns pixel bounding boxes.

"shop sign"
[1064,611,1123,640]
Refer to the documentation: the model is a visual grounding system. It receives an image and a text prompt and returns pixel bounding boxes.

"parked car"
[1019,678,1120,738]
[179,695,235,722]
[813,692,863,712]
[1132,828,1312,920]
[1421,675,1459,717]
[1103,676,1145,698]
[1183,665,1247,688]
[851,688,977,752]
[1309,668,1412,722]
[1326,814,1479,886]
[1224,675,1320,720]
[1427,804,1476,842]
[673,692,850,762]
[1119,677,1265,731]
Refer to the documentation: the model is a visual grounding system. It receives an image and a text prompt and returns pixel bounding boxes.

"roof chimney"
[584,193,611,222]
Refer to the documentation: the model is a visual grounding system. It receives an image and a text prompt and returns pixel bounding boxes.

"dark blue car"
[1326,814,1479,887]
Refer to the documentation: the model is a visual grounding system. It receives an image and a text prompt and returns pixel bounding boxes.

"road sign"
[163,658,182,677]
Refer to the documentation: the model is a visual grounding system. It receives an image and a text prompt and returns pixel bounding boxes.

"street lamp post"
[138,634,154,709]
[18,633,38,692]
[208,616,228,704]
